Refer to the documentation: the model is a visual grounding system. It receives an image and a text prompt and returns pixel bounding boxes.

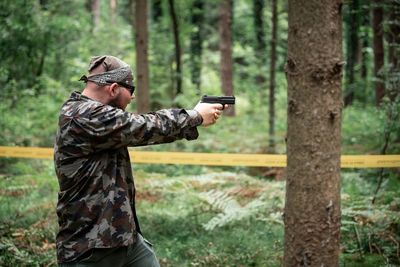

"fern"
[200,189,281,231]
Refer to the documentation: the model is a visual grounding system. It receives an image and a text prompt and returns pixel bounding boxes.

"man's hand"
[194,103,228,126]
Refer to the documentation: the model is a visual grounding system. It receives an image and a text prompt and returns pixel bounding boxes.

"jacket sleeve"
[66,104,203,152]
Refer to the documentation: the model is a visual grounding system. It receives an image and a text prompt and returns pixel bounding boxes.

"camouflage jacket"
[54,91,202,263]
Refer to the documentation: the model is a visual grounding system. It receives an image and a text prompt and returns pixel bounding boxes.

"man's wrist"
[187,109,203,126]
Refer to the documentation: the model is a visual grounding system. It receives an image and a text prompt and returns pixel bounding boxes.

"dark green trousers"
[59,234,160,267]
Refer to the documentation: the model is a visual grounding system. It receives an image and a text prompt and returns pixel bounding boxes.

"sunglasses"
[106,80,135,95]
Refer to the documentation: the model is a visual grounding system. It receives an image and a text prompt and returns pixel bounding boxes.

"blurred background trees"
[1,0,398,148]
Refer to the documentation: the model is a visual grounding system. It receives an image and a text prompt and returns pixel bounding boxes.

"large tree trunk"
[190,0,204,95]
[344,0,360,106]
[135,0,150,113]
[284,0,343,266]
[219,0,235,116]
[268,0,277,152]
[168,0,182,96]
[372,0,385,106]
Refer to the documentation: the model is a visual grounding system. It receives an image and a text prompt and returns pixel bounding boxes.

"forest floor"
[0,160,398,266]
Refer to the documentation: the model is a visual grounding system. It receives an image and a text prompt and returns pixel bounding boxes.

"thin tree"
[344,0,360,106]
[168,0,182,96]
[90,0,101,32]
[219,0,235,116]
[253,0,267,85]
[152,0,163,23]
[372,0,385,105]
[190,0,204,95]
[360,0,370,104]
[135,0,150,113]
[109,0,117,25]
[268,0,278,152]
[284,0,343,265]
[387,0,400,101]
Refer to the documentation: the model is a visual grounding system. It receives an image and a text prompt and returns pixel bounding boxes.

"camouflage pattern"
[54,91,202,263]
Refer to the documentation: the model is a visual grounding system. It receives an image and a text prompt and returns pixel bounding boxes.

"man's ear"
[108,83,120,97]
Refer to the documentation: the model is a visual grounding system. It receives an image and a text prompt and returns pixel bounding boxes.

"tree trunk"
[90,0,101,32]
[190,0,204,95]
[268,0,277,152]
[135,0,150,113]
[360,0,370,104]
[168,0,182,96]
[388,2,400,69]
[372,0,385,106]
[387,0,400,101]
[344,0,360,106]
[284,0,343,266]
[219,0,235,116]
[109,0,117,25]
[151,0,163,23]
[253,0,267,85]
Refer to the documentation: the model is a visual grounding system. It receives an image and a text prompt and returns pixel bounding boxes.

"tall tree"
[90,0,101,32]
[253,0,266,58]
[152,0,163,23]
[219,0,235,116]
[387,0,400,101]
[372,0,385,105]
[268,0,278,152]
[360,0,370,103]
[168,0,182,96]
[109,0,117,25]
[284,0,343,266]
[190,0,204,94]
[253,0,267,86]
[135,0,150,113]
[344,0,360,106]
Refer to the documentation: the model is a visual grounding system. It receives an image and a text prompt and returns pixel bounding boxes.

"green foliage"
[340,172,400,266]
[1,166,399,266]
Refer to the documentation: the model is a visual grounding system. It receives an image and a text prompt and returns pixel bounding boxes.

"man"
[54,55,225,266]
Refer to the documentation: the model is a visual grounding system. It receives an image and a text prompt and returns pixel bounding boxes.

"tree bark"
[372,0,385,106]
[168,0,182,96]
[284,0,343,266]
[219,0,235,116]
[268,0,277,152]
[135,0,150,113]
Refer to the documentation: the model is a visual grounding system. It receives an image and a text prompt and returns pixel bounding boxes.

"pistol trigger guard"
[221,104,225,110]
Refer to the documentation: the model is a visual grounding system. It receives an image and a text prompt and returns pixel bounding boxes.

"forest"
[0,0,399,266]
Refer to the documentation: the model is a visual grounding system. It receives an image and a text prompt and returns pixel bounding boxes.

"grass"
[0,160,399,266]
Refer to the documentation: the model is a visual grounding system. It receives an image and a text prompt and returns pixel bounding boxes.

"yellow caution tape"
[0,146,399,168]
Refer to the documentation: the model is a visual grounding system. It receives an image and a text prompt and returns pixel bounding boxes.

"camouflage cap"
[79,55,134,90]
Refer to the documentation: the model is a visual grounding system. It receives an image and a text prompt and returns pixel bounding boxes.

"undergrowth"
[0,161,399,266]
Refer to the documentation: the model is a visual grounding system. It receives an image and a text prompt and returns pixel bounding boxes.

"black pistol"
[200,95,235,109]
